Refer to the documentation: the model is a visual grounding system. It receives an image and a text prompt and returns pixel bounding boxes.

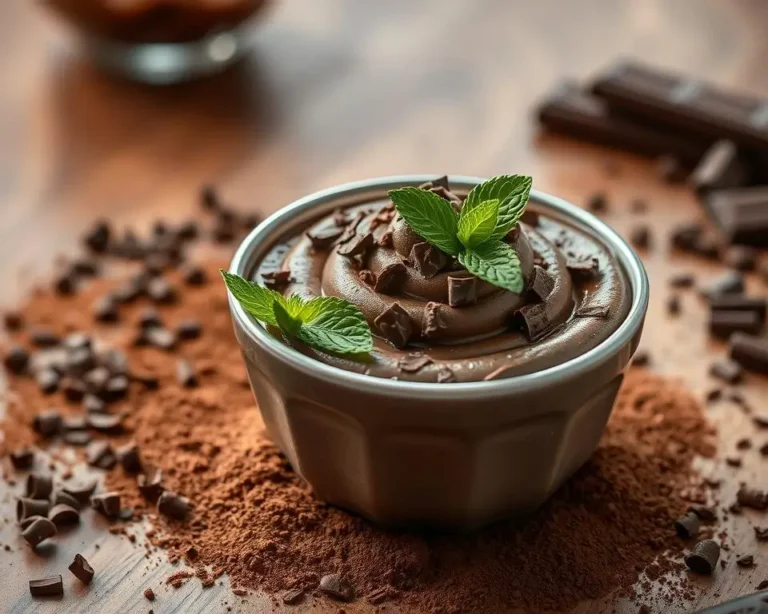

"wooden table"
[3,1,768,612]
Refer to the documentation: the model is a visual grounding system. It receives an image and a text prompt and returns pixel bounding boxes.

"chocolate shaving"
[566,254,599,277]
[423,302,447,338]
[409,242,448,278]
[262,270,292,291]
[378,230,394,247]
[398,354,434,373]
[337,232,374,261]
[358,270,376,286]
[437,366,457,383]
[518,304,553,341]
[575,305,611,318]
[306,227,344,250]
[373,263,407,295]
[448,276,477,307]
[529,266,555,301]
[373,303,413,349]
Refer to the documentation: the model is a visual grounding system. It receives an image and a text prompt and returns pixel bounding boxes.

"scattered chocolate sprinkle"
[736,486,768,510]
[736,437,752,450]
[144,588,156,601]
[736,554,755,568]
[448,276,477,307]
[183,264,208,286]
[3,310,24,331]
[373,262,407,295]
[669,272,695,288]
[4,345,29,374]
[630,225,651,249]
[29,575,63,598]
[177,320,202,340]
[83,220,111,253]
[725,456,742,467]
[586,192,607,213]
[373,303,413,349]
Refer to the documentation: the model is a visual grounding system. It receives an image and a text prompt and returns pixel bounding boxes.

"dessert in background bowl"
[224,175,649,529]
[43,0,270,84]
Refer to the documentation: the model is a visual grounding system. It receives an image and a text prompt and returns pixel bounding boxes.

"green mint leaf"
[463,175,532,241]
[273,300,303,336]
[298,296,350,324]
[297,301,373,355]
[457,198,500,248]
[458,242,524,294]
[220,270,284,326]
[388,187,462,256]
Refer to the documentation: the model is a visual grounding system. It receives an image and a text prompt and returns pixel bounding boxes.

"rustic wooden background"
[3,0,768,612]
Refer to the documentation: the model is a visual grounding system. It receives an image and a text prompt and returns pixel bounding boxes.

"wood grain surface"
[3,1,768,612]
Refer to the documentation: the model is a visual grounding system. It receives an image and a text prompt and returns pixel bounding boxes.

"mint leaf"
[458,242,524,294]
[221,270,283,326]
[273,300,302,336]
[388,187,461,256]
[457,198,499,248]
[463,175,532,241]
[298,301,373,355]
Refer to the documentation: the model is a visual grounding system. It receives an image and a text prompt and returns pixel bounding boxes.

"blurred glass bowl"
[44,0,270,84]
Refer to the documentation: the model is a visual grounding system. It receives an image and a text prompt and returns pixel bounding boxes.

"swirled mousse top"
[249,177,631,383]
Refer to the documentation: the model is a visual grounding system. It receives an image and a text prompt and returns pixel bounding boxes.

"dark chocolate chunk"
[53,271,77,296]
[737,486,768,510]
[755,527,768,541]
[87,413,123,433]
[138,468,164,502]
[117,442,142,473]
[200,184,221,212]
[536,81,706,161]
[84,367,110,393]
[147,277,177,304]
[17,498,50,522]
[670,223,704,252]
[656,154,687,183]
[518,304,553,341]
[29,575,63,597]
[690,140,751,195]
[93,294,119,322]
[691,233,721,259]
[176,359,198,388]
[91,492,121,518]
[629,225,651,249]
[10,448,35,470]
[736,554,755,567]
[177,320,202,340]
[373,262,407,295]
[373,303,413,349]
[409,242,448,278]
[758,579,768,590]
[144,588,156,601]
[529,266,555,301]
[54,491,81,509]
[688,505,717,522]
[674,512,700,539]
[71,257,100,277]
[437,366,457,383]
[62,480,97,504]
[4,310,24,331]
[730,333,768,373]
[684,539,720,574]
[706,186,768,247]
[22,517,57,549]
[575,305,611,318]
[338,232,374,261]
[282,588,306,605]
[83,220,111,253]
[666,295,681,316]
[710,295,767,320]
[83,394,106,414]
[101,349,129,375]
[49,504,80,526]
[306,227,344,250]
[103,375,129,402]
[423,302,447,338]
[138,307,162,329]
[262,270,292,291]
[319,573,353,602]
[63,430,92,446]
[33,411,61,438]
[709,309,762,338]
[36,368,61,395]
[183,264,208,286]
[632,350,651,367]
[448,276,477,307]
[66,348,95,377]
[699,271,744,300]
[87,440,117,469]
[177,220,199,241]
[707,388,721,406]
[69,553,94,584]
[709,359,743,384]
[31,329,59,348]
[398,354,434,374]
[669,272,695,288]
[726,456,742,467]
[586,192,608,213]
[157,491,190,521]
[144,327,177,351]
[565,254,599,277]
[723,246,758,271]
[378,230,394,247]
[62,415,88,432]
[4,345,29,374]
[737,437,752,450]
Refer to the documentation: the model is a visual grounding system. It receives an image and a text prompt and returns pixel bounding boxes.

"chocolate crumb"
[736,554,755,568]
[319,574,353,602]
[144,588,155,601]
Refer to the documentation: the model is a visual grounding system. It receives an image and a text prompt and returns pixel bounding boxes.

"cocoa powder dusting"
[1,256,717,612]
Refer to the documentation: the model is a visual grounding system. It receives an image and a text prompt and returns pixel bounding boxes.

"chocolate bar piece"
[592,61,768,152]
[536,81,707,162]
[709,309,763,339]
[689,140,751,195]
[706,186,768,246]
[730,333,768,374]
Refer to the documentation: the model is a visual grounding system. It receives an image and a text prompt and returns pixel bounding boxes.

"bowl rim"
[228,175,649,400]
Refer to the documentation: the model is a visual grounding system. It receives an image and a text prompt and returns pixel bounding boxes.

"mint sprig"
[221,271,373,355]
[389,175,532,294]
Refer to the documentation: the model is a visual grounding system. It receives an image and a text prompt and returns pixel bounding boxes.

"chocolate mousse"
[253,177,632,383]
[45,0,267,44]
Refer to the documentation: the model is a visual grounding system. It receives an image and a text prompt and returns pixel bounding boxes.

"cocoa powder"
[1,237,717,612]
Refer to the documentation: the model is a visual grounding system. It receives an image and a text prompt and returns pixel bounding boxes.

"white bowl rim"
[228,175,649,400]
